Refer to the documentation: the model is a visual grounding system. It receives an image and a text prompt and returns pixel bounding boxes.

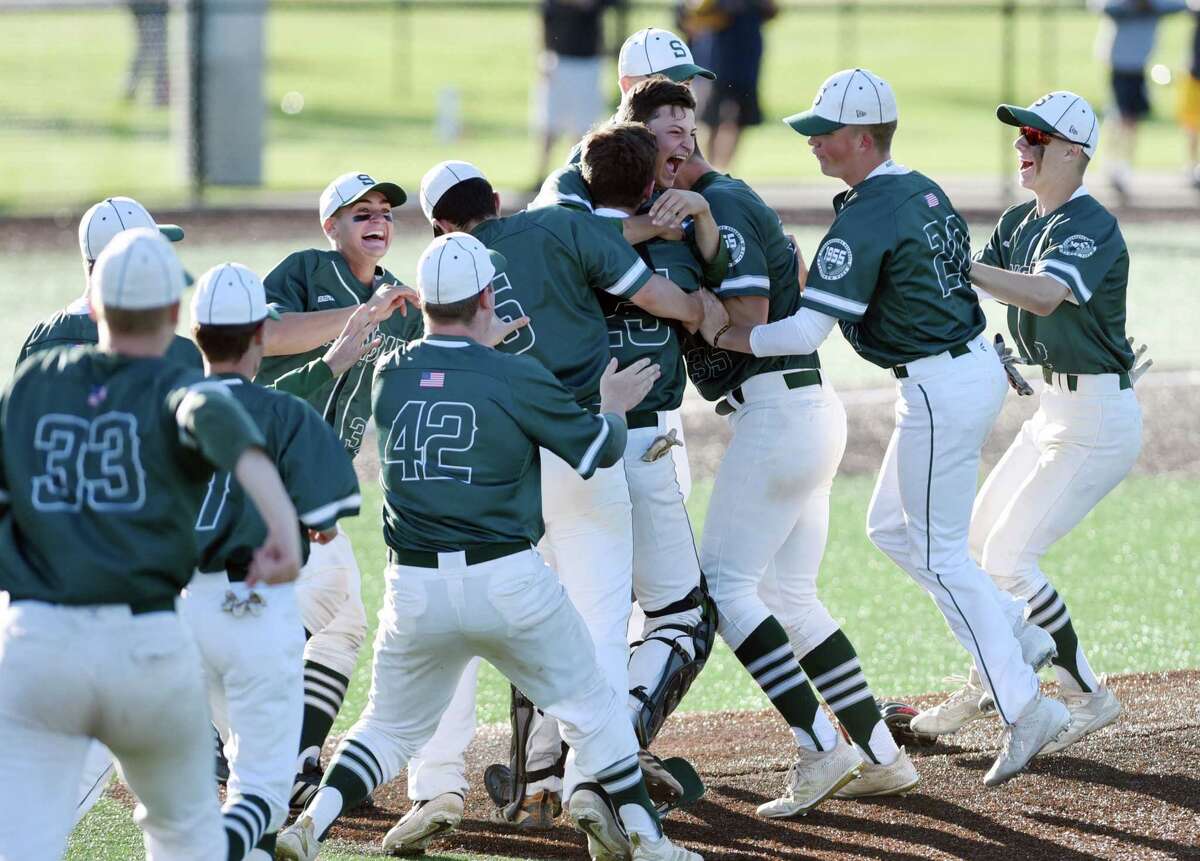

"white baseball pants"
[406,657,480,801]
[0,602,225,861]
[180,574,306,844]
[865,336,1039,725]
[971,377,1143,600]
[297,529,367,679]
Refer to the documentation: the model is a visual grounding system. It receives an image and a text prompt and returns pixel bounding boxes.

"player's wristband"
[712,322,732,349]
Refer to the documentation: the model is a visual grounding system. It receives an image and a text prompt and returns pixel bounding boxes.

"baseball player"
[17,196,201,371]
[912,93,1140,753]
[254,171,422,806]
[696,68,1070,787]
[0,229,300,860]
[278,232,701,861]
[180,263,362,861]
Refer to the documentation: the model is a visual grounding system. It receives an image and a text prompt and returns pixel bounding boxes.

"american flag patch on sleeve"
[419,371,445,388]
[924,192,939,207]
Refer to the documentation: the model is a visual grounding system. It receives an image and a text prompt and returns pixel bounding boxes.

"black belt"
[626,411,660,430]
[1042,367,1131,391]
[387,541,530,569]
[891,342,971,379]
[716,368,822,416]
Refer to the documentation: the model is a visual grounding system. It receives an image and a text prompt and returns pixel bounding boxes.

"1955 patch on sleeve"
[1060,234,1096,258]
[816,238,853,280]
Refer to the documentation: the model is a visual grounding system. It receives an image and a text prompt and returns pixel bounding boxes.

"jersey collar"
[422,335,475,348]
[865,159,911,180]
[1069,184,1090,201]
[689,171,725,196]
[594,207,631,219]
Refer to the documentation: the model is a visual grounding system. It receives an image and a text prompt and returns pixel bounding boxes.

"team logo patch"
[1060,234,1096,258]
[816,238,853,280]
[718,225,746,266]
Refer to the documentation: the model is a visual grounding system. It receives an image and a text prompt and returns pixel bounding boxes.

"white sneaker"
[910,675,989,736]
[630,830,703,861]
[983,694,1070,786]
[834,747,920,798]
[1016,622,1057,670]
[381,792,464,856]
[569,785,631,861]
[1041,684,1121,754]
[755,738,862,818]
[275,814,320,861]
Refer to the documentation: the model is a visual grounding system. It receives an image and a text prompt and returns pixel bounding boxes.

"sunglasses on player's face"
[1019,125,1072,147]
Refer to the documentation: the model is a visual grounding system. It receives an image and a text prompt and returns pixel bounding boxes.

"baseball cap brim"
[336,181,408,215]
[662,63,715,82]
[996,104,1057,134]
[158,224,184,242]
[783,111,844,136]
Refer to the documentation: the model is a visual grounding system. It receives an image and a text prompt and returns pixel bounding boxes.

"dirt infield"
[325,670,1199,860]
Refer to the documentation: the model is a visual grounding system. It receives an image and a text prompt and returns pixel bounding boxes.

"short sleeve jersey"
[471,208,652,407]
[18,298,203,371]
[975,192,1134,375]
[373,335,627,551]
[800,165,986,369]
[255,249,424,458]
[194,374,360,580]
[0,347,263,606]
[685,171,815,400]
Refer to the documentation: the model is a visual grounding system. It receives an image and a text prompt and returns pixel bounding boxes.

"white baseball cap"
[416,232,506,305]
[997,91,1099,158]
[618,28,714,83]
[319,172,407,222]
[191,263,281,326]
[92,228,186,311]
[784,68,898,136]
[419,160,488,226]
[79,196,184,263]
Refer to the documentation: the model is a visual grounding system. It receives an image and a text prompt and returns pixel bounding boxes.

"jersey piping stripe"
[607,258,649,296]
[1036,259,1092,303]
[715,274,770,294]
[802,287,868,317]
[300,493,362,528]
[575,416,611,476]
[329,260,366,304]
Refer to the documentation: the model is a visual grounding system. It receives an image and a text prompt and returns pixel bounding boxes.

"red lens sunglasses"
[1020,125,1072,147]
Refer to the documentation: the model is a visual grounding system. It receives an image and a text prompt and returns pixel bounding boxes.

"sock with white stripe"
[1027,585,1098,693]
[299,660,349,760]
[734,618,836,752]
[311,737,385,840]
[596,754,660,838]
[800,630,898,766]
[222,794,270,861]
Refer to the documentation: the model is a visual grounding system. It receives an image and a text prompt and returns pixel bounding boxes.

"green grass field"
[3,2,1198,212]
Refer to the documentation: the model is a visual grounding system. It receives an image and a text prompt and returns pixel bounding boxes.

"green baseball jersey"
[975,191,1135,375]
[255,249,424,458]
[194,374,360,581]
[471,208,652,407]
[0,347,264,607]
[373,335,627,551]
[685,170,816,401]
[18,297,203,371]
[800,164,985,369]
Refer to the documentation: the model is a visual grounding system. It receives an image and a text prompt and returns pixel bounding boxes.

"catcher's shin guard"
[629,584,718,748]
[484,686,567,821]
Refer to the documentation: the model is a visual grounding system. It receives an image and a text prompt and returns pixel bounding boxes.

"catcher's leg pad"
[485,686,566,821]
[629,585,718,749]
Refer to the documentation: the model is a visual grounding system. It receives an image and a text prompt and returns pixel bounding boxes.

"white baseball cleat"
[275,814,320,861]
[910,675,990,736]
[381,792,464,856]
[983,693,1070,786]
[569,785,632,861]
[630,830,704,861]
[1017,622,1057,671]
[1040,683,1121,754]
[834,746,920,798]
[755,738,862,818]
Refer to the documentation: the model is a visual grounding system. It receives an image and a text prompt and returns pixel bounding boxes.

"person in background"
[1090,0,1188,196]
[531,0,621,188]
[678,0,777,170]
[1177,3,1200,188]
[124,0,169,106]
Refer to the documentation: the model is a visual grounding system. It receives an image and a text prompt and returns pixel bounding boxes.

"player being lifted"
[914,92,1143,753]
[254,172,421,807]
[0,230,300,860]
[698,68,1070,787]
[278,232,702,861]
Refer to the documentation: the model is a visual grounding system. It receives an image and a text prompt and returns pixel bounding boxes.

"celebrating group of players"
[0,24,1148,861]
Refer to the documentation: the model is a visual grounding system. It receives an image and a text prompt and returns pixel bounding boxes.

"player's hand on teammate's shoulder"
[483,312,531,347]
[697,289,730,345]
[1128,337,1153,386]
[649,189,711,229]
[324,304,383,376]
[369,281,421,321]
[600,356,661,415]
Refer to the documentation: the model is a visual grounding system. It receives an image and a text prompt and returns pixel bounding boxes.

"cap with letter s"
[92,227,186,311]
[996,91,1099,158]
[419,160,487,226]
[618,27,715,83]
[784,68,897,136]
[78,196,184,263]
[191,263,281,326]
[416,232,506,305]
[319,172,408,222]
